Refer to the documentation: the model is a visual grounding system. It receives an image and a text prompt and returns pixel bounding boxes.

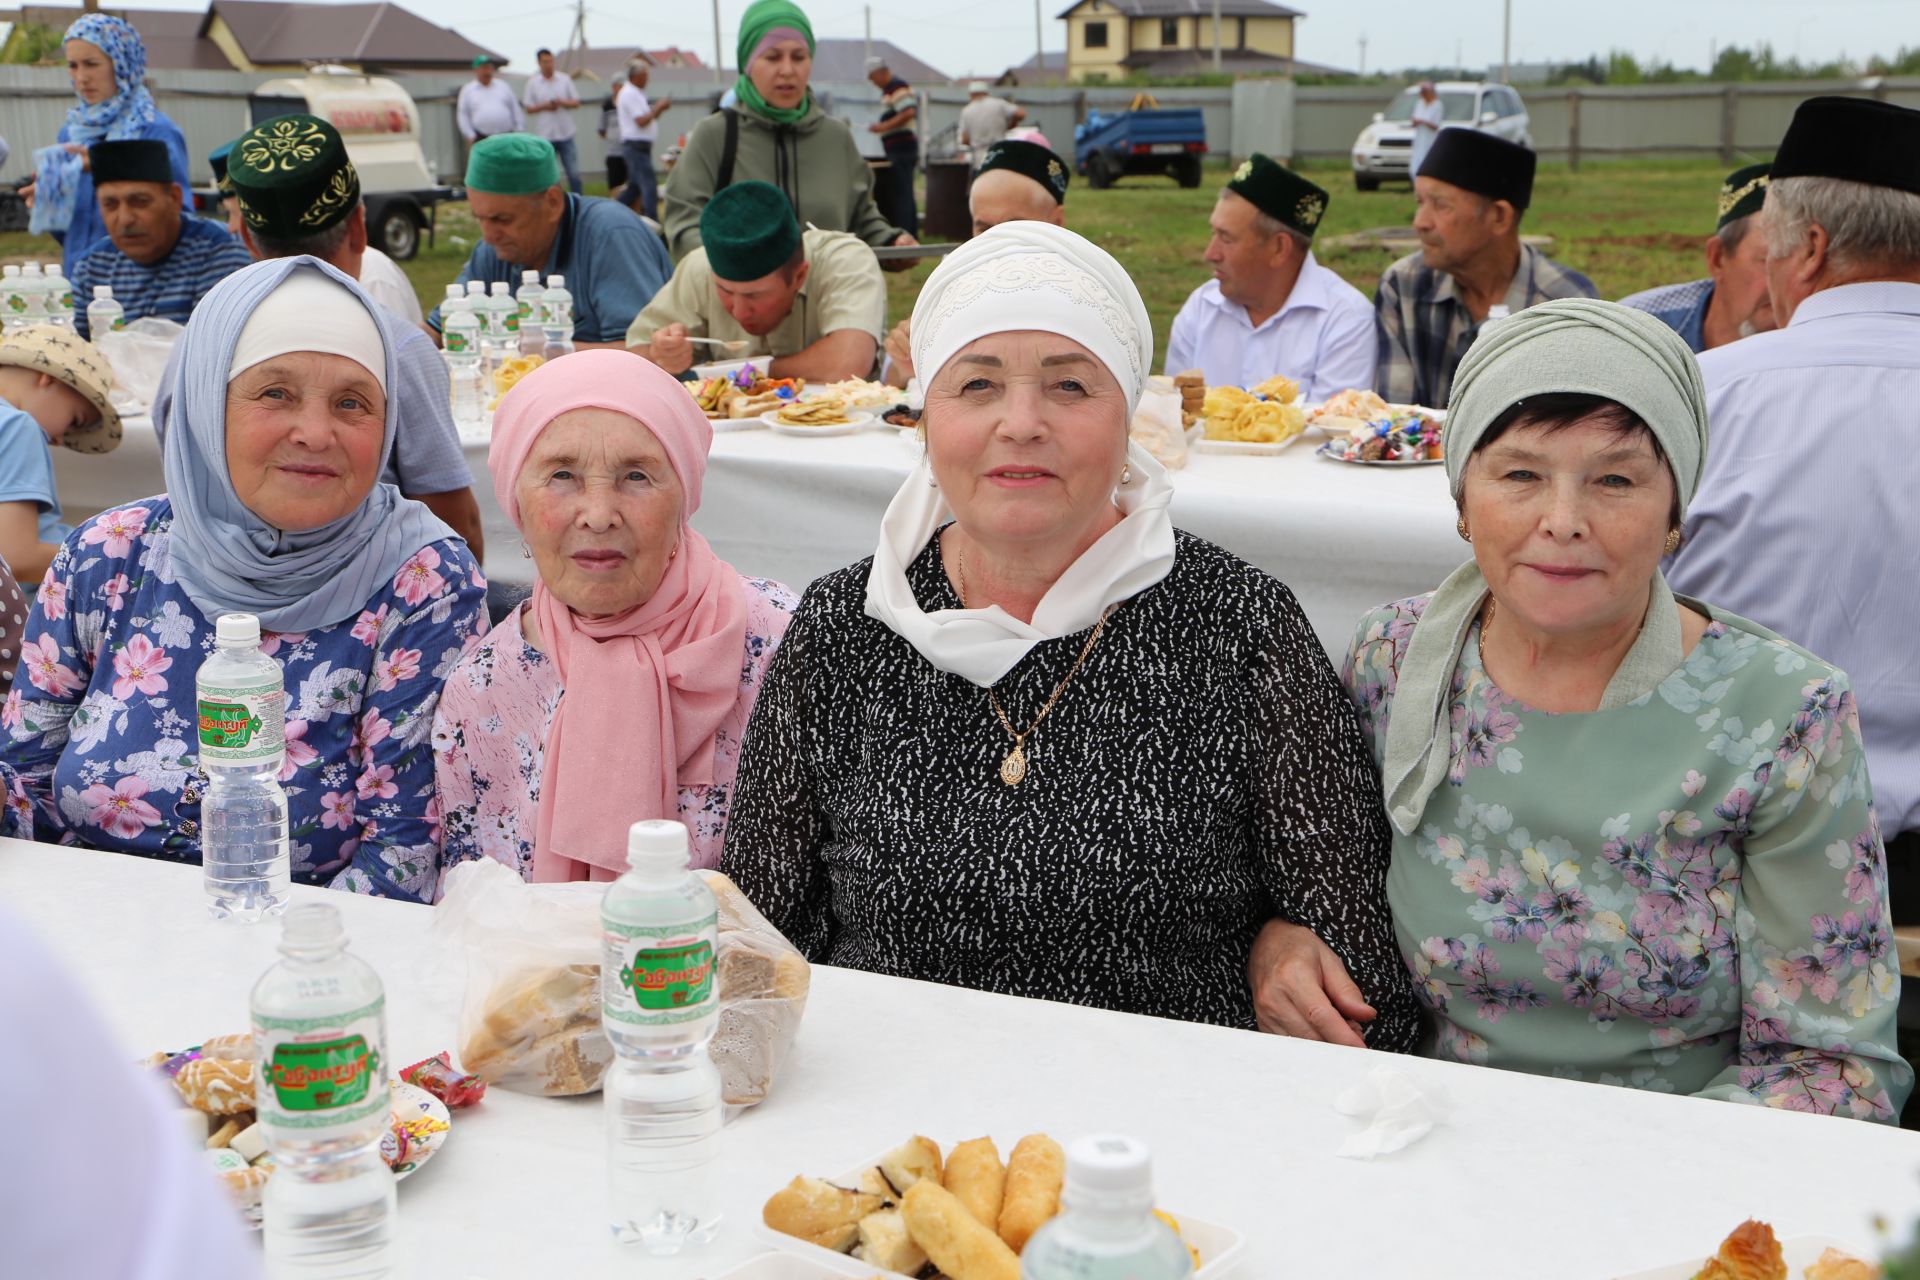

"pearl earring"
[1120,464,1133,485]
[927,470,939,488]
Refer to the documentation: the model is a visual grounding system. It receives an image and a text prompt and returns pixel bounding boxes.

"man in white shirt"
[1164,154,1374,399]
[357,245,421,323]
[1666,95,1920,923]
[1409,80,1445,177]
[958,81,1025,158]
[615,58,670,221]
[457,55,524,147]
[522,47,583,195]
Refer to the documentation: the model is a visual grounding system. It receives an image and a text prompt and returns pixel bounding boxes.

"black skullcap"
[975,139,1069,205]
[1772,96,1920,197]
[1225,152,1328,238]
[90,139,175,187]
[1716,163,1769,231]
[1418,128,1535,211]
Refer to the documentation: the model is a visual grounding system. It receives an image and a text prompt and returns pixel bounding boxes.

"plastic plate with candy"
[1317,408,1445,466]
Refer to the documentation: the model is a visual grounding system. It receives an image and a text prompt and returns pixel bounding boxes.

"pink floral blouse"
[431,576,796,886]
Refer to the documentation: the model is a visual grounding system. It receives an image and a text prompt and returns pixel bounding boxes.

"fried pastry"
[902,1180,1020,1280]
[857,1135,943,1199]
[763,1176,885,1254]
[1691,1219,1787,1280]
[944,1136,1007,1233]
[858,1206,930,1274]
[996,1133,1064,1253]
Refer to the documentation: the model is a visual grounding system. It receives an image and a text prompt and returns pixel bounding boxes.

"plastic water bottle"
[515,269,546,357]
[251,902,396,1277]
[86,285,125,338]
[197,613,291,922]
[1021,1136,1193,1280]
[463,279,492,379]
[19,262,49,326]
[484,281,517,366]
[43,264,75,329]
[442,297,485,427]
[541,274,575,361]
[601,819,723,1255]
[1,266,24,333]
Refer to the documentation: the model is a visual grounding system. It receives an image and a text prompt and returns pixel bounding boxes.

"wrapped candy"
[400,1052,487,1108]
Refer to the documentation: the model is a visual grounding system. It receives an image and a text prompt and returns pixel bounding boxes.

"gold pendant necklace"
[952,534,1113,786]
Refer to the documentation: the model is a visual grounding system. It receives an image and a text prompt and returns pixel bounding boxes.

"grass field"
[1,156,1730,361]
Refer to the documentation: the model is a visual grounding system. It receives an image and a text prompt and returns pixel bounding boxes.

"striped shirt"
[1619,276,1714,354]
[876,78,918,153]
[1372,242,1598,408]
[70,216,251,340]
[1667,280,1920,835]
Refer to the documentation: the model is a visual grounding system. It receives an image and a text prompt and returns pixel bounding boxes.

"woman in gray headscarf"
[0,257,487,903]
[1258,298,1910,1121]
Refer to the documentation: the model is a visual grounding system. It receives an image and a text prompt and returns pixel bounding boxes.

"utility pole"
[1358,33,1367,77]
[1035,0,1046,81]
[712,0,724,85]
[1501,0,1511,83]
[562,0,588,73]
[864,5,871,73]
[1211,0,1222,74]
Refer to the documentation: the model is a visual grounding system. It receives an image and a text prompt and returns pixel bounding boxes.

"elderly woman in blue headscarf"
[0,257,487,902]
[22,13,191,275]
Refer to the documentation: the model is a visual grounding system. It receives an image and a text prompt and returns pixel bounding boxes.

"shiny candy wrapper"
[400,1052,487,1108]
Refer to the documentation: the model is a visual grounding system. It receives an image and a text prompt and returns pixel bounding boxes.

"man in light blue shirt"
[1666,96,1920,920]
[1164,154,1374,399]
[1619,163,1774,354]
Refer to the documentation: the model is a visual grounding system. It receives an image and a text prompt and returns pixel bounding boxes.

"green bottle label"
[110,317,126,331]
[445,328,473,354]
[269,1034,377,1110]
[4,295,22,314]
[602,912,718,1026]
[196,678,284,764]
[503,308,520,333]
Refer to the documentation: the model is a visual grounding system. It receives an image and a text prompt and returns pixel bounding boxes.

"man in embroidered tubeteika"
[1619,164,1774,354]
[69,139,250,340]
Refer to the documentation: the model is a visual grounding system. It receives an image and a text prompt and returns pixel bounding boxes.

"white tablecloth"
[4,841,1916,1279]
[59,420,1466,659]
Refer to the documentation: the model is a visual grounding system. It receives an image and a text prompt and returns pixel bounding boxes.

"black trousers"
[880,144,918,238]
[1889,830,1918,925]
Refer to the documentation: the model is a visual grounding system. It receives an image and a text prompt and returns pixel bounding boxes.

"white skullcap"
[908,221,1152,416]
[227,268,387,394]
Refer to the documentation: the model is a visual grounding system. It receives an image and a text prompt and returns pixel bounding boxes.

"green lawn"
[2,157,1729,361]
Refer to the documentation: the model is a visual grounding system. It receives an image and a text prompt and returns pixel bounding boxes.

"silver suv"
[1351,81,1533,191]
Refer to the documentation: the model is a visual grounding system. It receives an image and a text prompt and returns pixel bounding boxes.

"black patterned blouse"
[721,529,1418,1045]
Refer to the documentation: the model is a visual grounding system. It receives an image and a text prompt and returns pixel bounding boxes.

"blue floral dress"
[0,498,488,902]
[1344,593,1911,1121]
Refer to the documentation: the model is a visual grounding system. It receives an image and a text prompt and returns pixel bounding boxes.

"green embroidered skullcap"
[229,114,361,239]
[1225,152,1329,239]
[700,181,801,281]
[464,133,561,195]
[1716,162,1769,231]
[209,139,236,193]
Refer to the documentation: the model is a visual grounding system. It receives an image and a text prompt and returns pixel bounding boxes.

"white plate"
[692,358,756,381]
[1193,432,1304,456]
[759,1139,1245,1279]
[716,1254,867,1280]
[712,415,769,432]
[761,408,876,436]
[234,1079,451,1229]
[1304,403,1447,439]
[1314,440,1444,467]
[1611,1235,1870,1279]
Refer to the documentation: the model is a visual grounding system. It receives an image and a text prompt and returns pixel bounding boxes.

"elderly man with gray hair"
[1668,95,1920,927]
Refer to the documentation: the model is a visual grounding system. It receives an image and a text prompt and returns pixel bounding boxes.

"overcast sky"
[67,0,1920,80]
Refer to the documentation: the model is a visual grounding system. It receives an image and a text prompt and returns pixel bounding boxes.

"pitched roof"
[1118,47,1350,77]
[1056,0,1302,18]
[559,36,948,86]
[201,0,503,70]
[13,4,228,70]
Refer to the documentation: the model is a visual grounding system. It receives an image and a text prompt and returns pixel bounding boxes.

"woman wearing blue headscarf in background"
[0,257,488,903]
[23,14,191,275]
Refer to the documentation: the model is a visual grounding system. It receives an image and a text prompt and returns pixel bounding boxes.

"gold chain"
[1481,595,1496,646]
[952,534,1114,785]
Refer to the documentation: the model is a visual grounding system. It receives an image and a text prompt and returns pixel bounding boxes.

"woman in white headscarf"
[1295,299,1908,1120]
[721,223,1418,1039]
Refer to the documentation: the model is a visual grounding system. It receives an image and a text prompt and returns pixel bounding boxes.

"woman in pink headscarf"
[431,350,795,882]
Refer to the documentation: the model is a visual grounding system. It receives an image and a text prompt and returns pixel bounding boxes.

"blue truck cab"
[1074,97,1208,189]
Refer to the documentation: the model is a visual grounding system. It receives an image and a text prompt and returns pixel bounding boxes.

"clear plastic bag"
[1130,375,1190,470]
[433,858,809,1107]
[93,317,184,412]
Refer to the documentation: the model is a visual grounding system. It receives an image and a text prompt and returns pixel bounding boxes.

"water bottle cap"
[546,275,565,288]
[280,902,345,950]
[466,280,486,295]
[1,266,17,277]
[627,819,690,868]
[93,285,112,299]
[490,281,510,295]
[47,266,63,278]
[216,613,261,645]
[522,270,540,285]
[1061,1134,1155,1200]
[445,283,463,299]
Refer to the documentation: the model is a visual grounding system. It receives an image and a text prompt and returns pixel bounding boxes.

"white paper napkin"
[1333,1065,1453,1159]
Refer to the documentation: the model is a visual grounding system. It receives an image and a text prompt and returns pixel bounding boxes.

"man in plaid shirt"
[1373,129,1595,408]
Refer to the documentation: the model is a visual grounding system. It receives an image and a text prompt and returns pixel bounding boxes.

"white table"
[5,840,1917,1279]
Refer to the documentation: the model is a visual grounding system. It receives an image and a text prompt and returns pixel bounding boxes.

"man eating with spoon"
[628,181,886,381]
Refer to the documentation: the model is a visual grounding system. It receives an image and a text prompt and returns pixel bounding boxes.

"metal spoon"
[639,334,751,354]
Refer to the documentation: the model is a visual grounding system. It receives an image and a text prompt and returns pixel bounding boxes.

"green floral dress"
[1343,593,1911,1122]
